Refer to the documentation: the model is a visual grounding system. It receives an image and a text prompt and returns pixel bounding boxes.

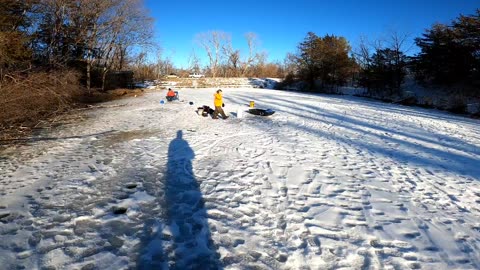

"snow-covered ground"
[1,87,480,269]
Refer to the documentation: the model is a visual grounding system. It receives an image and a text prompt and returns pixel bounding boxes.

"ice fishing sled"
[248,108,275,116]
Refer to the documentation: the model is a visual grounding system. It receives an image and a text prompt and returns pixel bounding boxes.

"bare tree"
[35,0,76,67]
[240,32,260,76]
[387,30,412,73]
[386,30,413,54]
[67,0,117,91]
[75,0,154,90]
[188,49,201,74]
[195,30,230,78]
[354,30,410,93]
[353,35,373,69]
[151,48,163,79]
[251,51,267,77]
[221,40,240,77]
[283,52,298,76]
[155,56,174,77]
[98,0,154,90]
[38,0,154,91]
[386,30,411,90]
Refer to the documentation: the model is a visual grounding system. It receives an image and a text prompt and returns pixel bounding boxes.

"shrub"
[0,70,82,135]
[396,96,417,106]
[275,72,296,90]
[447,96,467,114]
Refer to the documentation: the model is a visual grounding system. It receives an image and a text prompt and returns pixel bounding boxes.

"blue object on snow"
[160,100,165,104]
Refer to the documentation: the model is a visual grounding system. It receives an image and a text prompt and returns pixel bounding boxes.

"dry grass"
[0,71,145,142]
[1,71,80,131]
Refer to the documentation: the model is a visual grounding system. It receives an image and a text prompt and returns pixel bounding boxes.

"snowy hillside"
[1,87,480,269]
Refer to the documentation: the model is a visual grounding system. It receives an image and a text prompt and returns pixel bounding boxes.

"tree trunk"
[86,60,91,94]
[101,67,108,92]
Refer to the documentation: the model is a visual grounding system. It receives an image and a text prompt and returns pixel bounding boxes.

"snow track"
[1,87,480,269]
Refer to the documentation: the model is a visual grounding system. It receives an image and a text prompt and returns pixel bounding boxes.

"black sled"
[248,108,275,116]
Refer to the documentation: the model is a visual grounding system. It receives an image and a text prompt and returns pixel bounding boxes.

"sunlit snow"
[1,85,480,269]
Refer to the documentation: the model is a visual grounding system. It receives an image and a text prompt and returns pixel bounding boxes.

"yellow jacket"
[214,93,223,107]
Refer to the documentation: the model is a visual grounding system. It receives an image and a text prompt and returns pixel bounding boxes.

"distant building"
[189,73,205,78]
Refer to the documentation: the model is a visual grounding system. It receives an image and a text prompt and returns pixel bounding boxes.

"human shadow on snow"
[137,130,221,269]
[162,130,221,269]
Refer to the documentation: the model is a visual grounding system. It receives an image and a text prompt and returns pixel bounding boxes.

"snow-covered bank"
[1,87,480,269]
[155,77,280,90]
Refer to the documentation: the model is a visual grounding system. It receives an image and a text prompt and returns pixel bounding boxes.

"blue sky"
[145,0,478,68]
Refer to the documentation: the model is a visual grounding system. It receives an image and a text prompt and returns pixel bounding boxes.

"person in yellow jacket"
[213,89,228,119]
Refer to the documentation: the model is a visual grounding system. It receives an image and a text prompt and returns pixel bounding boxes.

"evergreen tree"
[295,32,353,91]
[319,35,352,87]
[296,32,322,89]
[414,9,479,90]
[368,48,407,95]
[453,9,480,87]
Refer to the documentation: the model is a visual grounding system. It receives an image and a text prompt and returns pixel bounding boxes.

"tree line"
[145,8,478,100]
[0,0,154,91]
[284,9,479,99]
[0,0,154,136]
[132,30,287,80]
[2,2,477,92]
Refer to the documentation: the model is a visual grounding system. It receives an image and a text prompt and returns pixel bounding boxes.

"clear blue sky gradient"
[145,0,478,68]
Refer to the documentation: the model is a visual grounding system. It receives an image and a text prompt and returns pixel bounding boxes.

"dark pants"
[166,96,174,101]
[213,106,227,119]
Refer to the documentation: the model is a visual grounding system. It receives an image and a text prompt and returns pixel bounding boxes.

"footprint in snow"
[125,183,137,189]
[0,212,11,220]
[403,231,421,239]
[112,206,128,215]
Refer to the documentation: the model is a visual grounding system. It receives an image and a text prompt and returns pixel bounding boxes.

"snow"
[1,86,480,269]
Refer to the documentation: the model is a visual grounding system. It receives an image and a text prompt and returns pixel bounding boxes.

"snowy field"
[1,87,480,270]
